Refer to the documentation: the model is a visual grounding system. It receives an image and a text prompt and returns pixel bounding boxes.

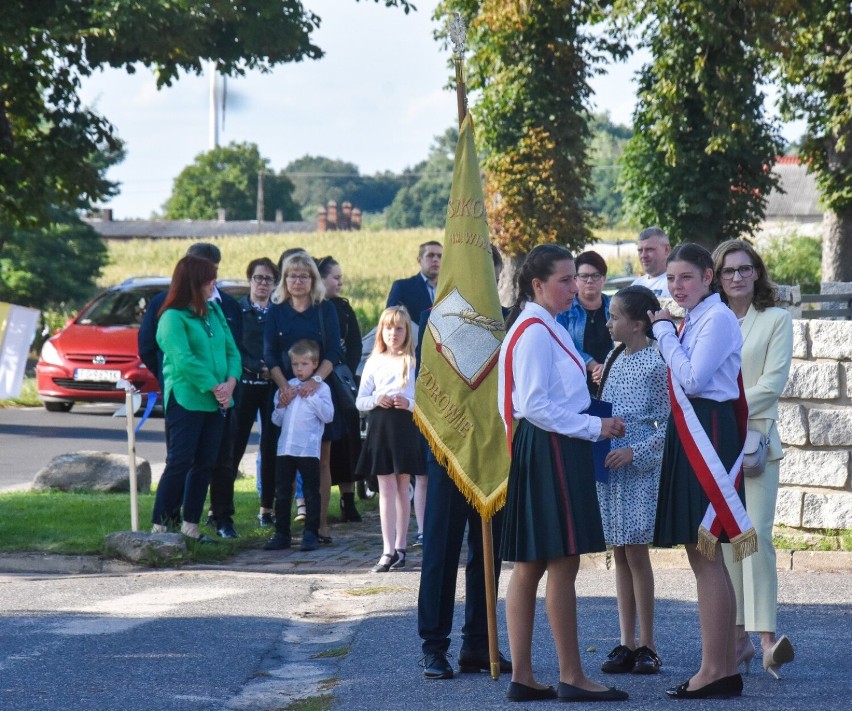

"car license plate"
[74,368,121,382]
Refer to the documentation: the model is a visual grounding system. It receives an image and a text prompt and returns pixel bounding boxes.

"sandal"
[294,501,306,522]
[371,551,399,573]
[390,548,406,570]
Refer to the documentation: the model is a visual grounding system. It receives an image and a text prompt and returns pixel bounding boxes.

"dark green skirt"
[500,419,606,562]
[653,398,744,547]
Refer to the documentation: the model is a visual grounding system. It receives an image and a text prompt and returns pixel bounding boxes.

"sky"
[79,0,803,220]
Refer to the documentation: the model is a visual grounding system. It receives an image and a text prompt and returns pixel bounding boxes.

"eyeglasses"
[286,273,312,283]
[576,273,603,283]
[719,265,755,280]
[251,275,275,284]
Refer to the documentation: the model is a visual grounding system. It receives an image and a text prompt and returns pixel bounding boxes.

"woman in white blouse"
[498,244,627,703]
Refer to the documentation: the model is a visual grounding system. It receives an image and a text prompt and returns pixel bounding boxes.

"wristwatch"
[311,375,322,383]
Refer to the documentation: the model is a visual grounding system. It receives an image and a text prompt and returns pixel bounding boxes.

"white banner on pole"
[0,303,40,399]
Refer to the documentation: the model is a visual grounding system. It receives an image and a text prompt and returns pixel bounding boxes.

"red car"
[36,276,248,412]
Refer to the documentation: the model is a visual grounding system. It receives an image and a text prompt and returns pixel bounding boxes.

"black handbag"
[318,305,360,439]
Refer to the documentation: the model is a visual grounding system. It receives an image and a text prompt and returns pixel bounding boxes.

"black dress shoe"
[458,648,512,673]
[506,682,557,702]
[665,674,743,700]
[631,646,661,674]
[601,645,636,674]
[263,532,291,550]
[557,682,628,702]
[421,651,454,679]
[216,523,239,539]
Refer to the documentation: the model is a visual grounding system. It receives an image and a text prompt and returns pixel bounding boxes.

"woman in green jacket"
[151,255,242,541]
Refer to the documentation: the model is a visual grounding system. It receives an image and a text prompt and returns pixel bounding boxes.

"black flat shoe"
[631,646,661,674]
[601,645,636,674]
[507,682,557,702]
[665,674,743,700]
[557,683,628,702]
[371,551,398,573]
[317,534,333,545]
[263,532,291,550]
[421,651,454,680]
[458,649,512,674]
[389,548,406,570]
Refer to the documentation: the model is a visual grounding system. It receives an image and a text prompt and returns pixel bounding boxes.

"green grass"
[0,377,39,408]
[0,476,378,561]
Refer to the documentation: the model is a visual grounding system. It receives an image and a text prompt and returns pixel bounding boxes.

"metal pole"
[450,12,500,681]
[125,389,139,531]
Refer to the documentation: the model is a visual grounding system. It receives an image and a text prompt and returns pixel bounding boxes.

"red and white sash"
[502,317,585,455]
[668,368,757,561]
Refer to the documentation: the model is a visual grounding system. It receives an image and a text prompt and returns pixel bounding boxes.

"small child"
[597,285,670,676]
[263,339,334,552]
[355,306,425,572]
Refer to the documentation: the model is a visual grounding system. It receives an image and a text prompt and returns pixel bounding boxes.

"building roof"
[765,158,822,220]
[85,219,316,240]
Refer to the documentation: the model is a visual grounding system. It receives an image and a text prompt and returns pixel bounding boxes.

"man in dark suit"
[137,242,243,539]
[385,240,443,319]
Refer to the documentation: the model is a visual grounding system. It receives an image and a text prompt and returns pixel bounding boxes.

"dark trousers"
[152,398,225,525]
[417,458,504,655]
[230,381,277,508]
[208,406,237,526]
[274,455,320,539]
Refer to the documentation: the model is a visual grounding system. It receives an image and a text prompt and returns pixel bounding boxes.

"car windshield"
[76,285,165,327]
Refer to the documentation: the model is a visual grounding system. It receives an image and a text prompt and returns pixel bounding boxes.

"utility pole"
[256,170,265,228]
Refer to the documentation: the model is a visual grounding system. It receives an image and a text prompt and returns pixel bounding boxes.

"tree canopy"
[164,142,301,221]
[618,0,783,248]
[437,1,627,256]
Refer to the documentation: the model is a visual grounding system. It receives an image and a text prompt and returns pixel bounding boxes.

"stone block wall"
[775,318,852,531]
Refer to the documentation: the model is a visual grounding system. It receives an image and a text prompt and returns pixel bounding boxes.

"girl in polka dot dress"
[597,286,670,676]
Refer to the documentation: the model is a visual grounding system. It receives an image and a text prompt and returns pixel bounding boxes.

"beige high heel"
[763,635,794,680]
[736,636,756,675]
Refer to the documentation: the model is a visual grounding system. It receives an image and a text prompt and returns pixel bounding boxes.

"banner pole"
[124,389,139,532]
[450,12,500,680]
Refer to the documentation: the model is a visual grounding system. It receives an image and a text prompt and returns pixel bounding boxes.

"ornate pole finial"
[448,12,468,126]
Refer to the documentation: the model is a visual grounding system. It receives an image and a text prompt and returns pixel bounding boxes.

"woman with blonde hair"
[355,306,425,572]
[713,239,795,679]
[263,252,342,545]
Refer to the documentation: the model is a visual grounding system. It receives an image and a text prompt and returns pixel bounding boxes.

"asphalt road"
[1,567,849,710]
[1,404,194,491]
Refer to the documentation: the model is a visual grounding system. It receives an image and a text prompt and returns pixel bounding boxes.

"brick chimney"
[317,207,327,232]
[327,200,338,230]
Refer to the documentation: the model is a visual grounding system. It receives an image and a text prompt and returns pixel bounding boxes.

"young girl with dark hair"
[649,243,755,700]
[499,244,628,703]
[596,285,669,676]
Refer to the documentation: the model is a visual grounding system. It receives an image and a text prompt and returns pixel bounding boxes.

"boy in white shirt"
[263,339,334,552]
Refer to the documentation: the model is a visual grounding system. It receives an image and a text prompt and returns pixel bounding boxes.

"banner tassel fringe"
[697,526,718,560]
[413,406,506,522]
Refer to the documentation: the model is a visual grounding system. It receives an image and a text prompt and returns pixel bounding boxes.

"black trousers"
[208,407,237,527]
[417,457,504,655]
[230,380,277,508]
[274,455,320,539]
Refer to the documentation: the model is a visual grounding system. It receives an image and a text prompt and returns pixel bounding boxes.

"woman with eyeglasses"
[231,257,281,528]
[263,252,343,546]
[556,250,613,395]
[712,240,795,680]
[317,255,364,524]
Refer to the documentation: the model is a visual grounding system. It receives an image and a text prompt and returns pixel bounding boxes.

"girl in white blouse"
[650,243,748,700]
[498,244,628,703]
[355,306,425,573]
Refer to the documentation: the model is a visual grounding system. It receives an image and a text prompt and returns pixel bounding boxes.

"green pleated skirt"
[500,419,606,562]
[653,398,745,547]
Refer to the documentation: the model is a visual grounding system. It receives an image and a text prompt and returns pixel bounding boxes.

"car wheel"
[44,401,74,413]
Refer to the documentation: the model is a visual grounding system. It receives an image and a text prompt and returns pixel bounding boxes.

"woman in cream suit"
[713,240,794,680]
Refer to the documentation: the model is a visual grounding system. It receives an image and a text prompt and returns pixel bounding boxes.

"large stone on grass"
[104,531,187,563]
[33,451,151,493]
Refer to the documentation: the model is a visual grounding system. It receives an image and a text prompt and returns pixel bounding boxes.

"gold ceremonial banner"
[413,114,509,520]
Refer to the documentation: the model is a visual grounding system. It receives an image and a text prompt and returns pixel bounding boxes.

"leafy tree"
[588,113,632,226]
[772,0,852,281]
[618,0,783,248]
[762,233,822,293]
[164,142,300,221]
[386,127,456,228]
[1,0,413,303]
[437,1,627,259]
[0,211,107,309]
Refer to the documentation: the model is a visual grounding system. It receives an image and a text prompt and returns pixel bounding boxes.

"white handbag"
[742,429,769,478]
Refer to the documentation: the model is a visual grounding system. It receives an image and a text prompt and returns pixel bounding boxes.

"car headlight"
[40,340,64,366]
